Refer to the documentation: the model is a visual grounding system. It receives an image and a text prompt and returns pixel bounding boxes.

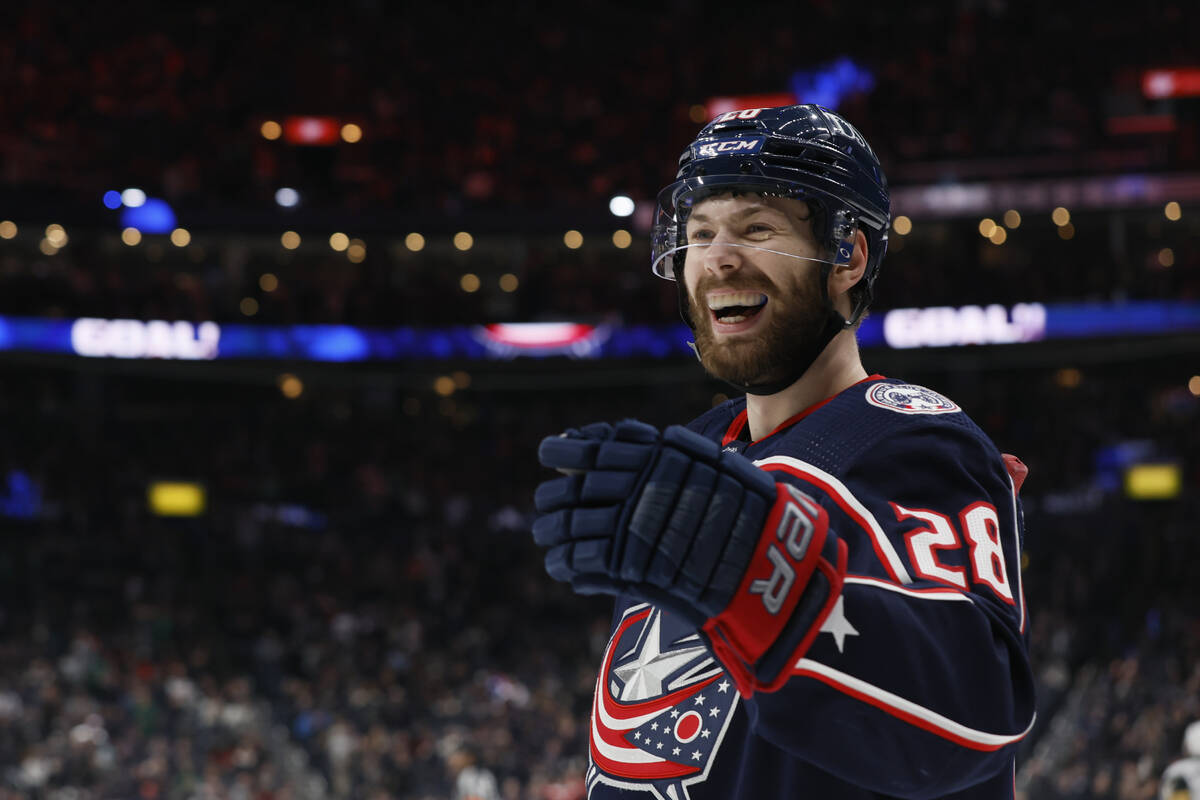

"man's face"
[681,193,828,387]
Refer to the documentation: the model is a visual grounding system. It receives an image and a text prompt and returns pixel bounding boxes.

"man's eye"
[746,224,773,235]
[688,229,714,241]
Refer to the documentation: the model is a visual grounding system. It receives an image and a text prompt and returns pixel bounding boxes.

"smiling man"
[532,105,1036,799]
[681,192,868,438]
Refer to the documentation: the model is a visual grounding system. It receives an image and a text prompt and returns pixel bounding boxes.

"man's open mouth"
[706,291,768,324]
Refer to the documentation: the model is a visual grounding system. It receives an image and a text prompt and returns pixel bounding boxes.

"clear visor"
[650,241,838,281]
[650,175,824,279]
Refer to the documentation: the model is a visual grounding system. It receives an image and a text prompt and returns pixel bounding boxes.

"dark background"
[0,2,1197,798]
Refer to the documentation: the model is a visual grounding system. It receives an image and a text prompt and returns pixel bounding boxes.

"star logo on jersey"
[587,604,739,800]
[818,595,859,653]
[865,382,961,415]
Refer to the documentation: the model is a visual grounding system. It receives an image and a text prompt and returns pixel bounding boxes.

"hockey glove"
[533,419,846,697]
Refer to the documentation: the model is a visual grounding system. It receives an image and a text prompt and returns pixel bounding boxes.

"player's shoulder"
[830,376,989,439]
[685,395,747,441]
[842,377,1007,474]
[760,376,1001,476]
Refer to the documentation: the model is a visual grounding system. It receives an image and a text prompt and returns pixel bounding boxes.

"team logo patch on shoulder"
[866,383,961,415]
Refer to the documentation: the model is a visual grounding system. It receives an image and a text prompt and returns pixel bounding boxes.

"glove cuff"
[702,483,847,697]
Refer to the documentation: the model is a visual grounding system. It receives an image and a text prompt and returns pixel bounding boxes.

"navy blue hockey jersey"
[585,376,1035,799]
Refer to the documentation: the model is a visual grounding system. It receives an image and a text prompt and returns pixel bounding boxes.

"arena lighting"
[282,116,341,145]
[1142,68,1200,99]
[278,373,303,399]
[609,195,635,217]
[102,190,122,209]
[1124,463,1182,501]
[44,224,67,248]
[70,318,221,359]
[120,188,146,207]
[121,198,176,234]
[2,300,1197,363]
[148,481,207,517]
[275,187,300,207]
[788,56,875,111]
[881,303,1047,348]
[0,470,41,520]
[893,173,1200,220]
[478,322,608,354]
[1055,367,1083,389]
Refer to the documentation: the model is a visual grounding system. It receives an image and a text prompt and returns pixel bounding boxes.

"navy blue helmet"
[651,104,890,327]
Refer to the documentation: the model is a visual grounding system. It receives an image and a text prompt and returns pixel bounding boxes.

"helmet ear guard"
[827,209,877,329]
[830,210,857,266]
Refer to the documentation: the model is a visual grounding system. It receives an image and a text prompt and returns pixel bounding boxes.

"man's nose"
[700,237,745,276]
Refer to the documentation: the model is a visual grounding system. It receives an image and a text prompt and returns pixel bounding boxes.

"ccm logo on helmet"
[695,137,764,159]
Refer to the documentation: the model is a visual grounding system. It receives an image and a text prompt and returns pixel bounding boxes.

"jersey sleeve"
[742,423,1036,798]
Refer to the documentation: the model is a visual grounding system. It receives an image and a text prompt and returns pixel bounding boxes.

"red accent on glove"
[702,484,847,697]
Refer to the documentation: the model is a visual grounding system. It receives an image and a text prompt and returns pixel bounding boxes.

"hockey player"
[531,104,1035,798]
[1160,721,1200,800]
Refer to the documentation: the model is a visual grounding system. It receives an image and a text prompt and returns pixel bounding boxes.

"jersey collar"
[721,374,886,446]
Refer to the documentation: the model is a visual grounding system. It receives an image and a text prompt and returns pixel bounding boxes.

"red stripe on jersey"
[722,410,748,446]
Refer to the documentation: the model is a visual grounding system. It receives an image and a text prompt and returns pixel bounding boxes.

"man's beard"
[690,268,828,388]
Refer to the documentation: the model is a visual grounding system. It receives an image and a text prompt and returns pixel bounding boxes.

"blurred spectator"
[0,351,1195,797]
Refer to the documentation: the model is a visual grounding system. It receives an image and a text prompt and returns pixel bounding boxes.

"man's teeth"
[706,292,767,310]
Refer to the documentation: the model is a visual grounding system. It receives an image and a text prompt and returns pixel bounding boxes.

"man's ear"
[828,228,869,314]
